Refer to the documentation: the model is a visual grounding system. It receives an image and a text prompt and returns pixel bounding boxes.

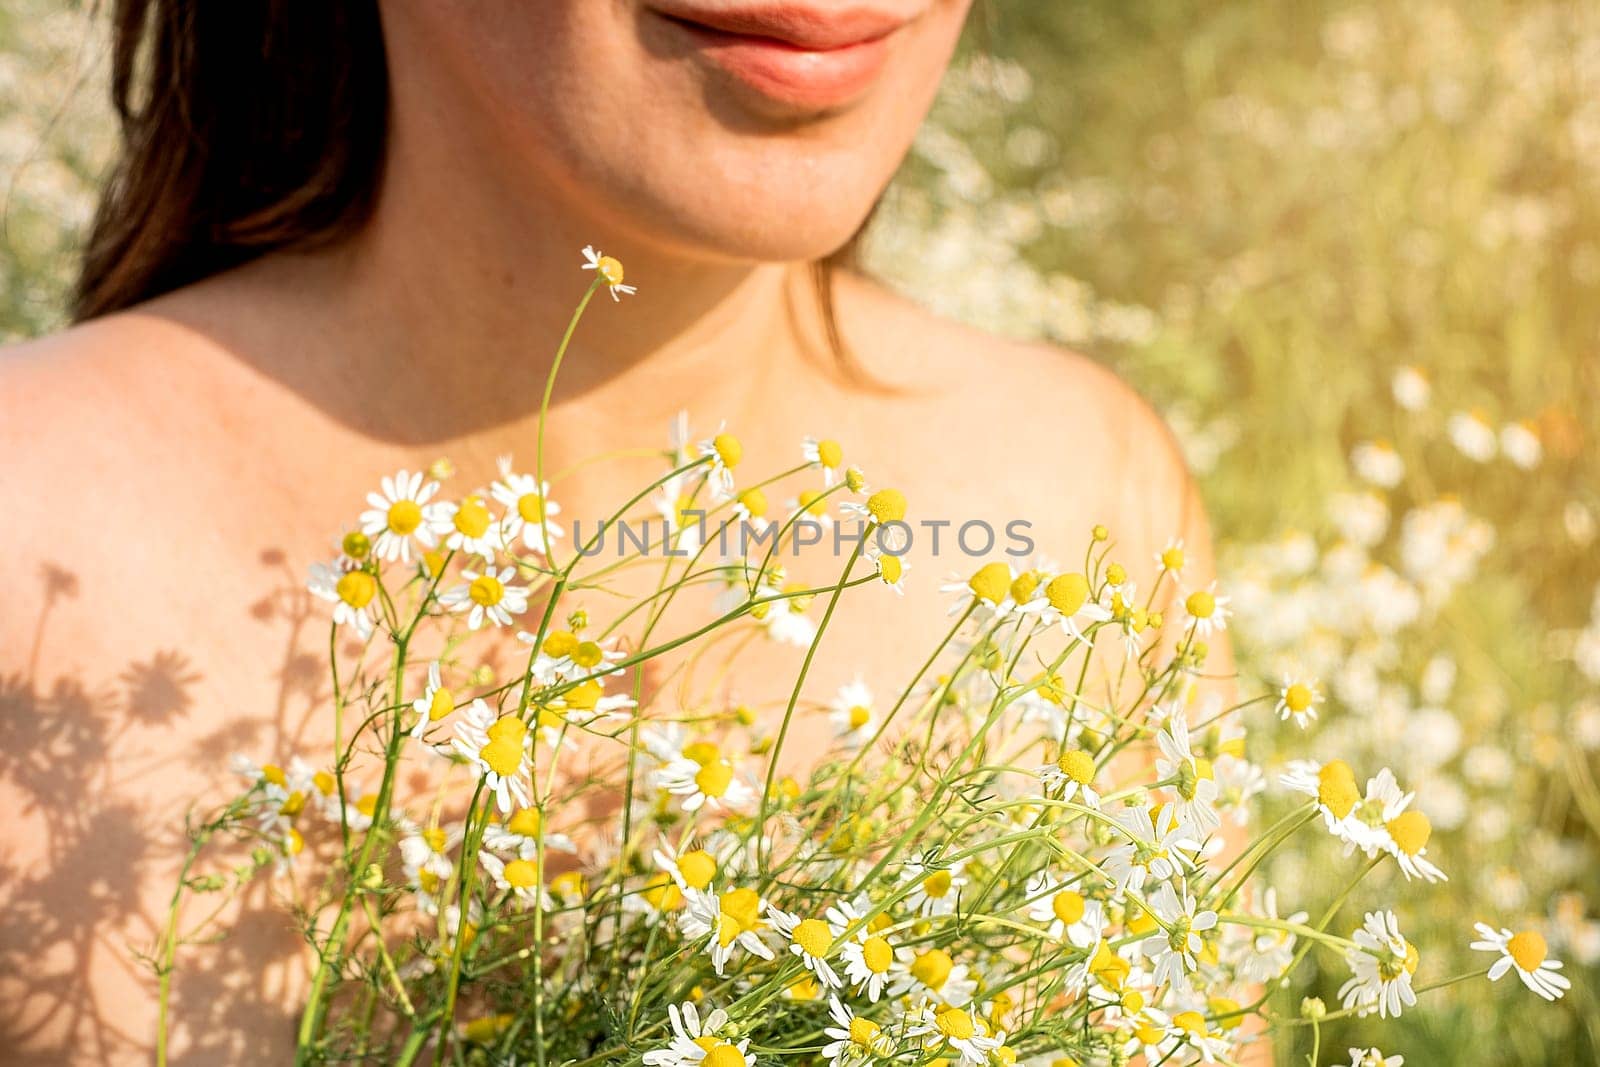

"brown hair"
[75,0,861,368]
[75,1,388,321]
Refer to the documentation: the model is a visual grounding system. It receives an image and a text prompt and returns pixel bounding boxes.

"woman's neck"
[183,56,830,455]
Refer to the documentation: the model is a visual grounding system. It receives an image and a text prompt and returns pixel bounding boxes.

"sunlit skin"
[0,1,1227,1060]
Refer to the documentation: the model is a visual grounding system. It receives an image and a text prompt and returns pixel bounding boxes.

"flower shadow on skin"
[0,559,313,1064]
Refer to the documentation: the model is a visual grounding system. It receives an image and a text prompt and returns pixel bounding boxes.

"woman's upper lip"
[649,2,910,50]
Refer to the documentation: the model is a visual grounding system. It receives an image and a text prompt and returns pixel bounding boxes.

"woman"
[0,1,1218,1060]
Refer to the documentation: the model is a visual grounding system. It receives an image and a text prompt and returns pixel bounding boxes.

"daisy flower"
[481,806,577,859]
[1179,582,1231,638]
[657,744,754,813]
[1275,677,1320,728]
[440,564,529,630]
[1369,771,1446,883]
[641,1003,752,1067]
[941,561,1022,617]
[1154,538,1187,578]
[890,947,976,1006]
[1470,923,1570,1001]
[831,906,898,1002]
[1036,747,1101,808]
[1155,715,1220,834]
[821,995,891,1066]
[697,426,742,499]
[448,699,532,813]
[766,904,843,988]
[906,1003,1003,1066]
[828,678,877,747]
[359,469,445,562]
[899,858,967,917]
[1339,910,1418,1018]
[652,842,719,894]
[1168,1009,1233,1064]
[580,245,637,300]
[478,850,547,907]
[1018,570,1114,645]
[802,436,846,486]
[435,493,503,559]
[1024,871,1102,947]
[679,886,775,975]
[307,560,378,640]
[409,661,454,740]
[868,545,909,595]
[490,460,564,556]
[1348,1049,1405,1067]
[1145,881,1218,994]
[1100,804,1202,894]
[840,488,909,552]
[399,823,457,885]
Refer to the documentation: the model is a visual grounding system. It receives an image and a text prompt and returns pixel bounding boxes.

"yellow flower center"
[516,492,546,523]
[564,679,603,710]
[676,849,717,890]
[798,488,828,516]
[1385,810,1432,856]
[848,704,872,729]
[737,487,768,519]
[572,640,604,668]
[879,554,903,584]
[683,740,721,766]
[700,1044,745,1067]
[1185,590,1216,619]
[280,791,306,817]
[717,887,763,946]
[468,574,505,607]
[816,439,844,468]
[595,255,625,286]
[1051,889,1085,925]
[713,433,743,469]
[387,499,423,535]
[1105,562,1127,585]
[1161,546,1186,571]
[313,770,336,796]
[479,718,526,776]
[336,571,377,609]
[1171,1011,1206,1036]
[1508,930,1548,972]
[694,760,734,799]
[1056,749,1096,785]
[542,630,578,658]
[791,918,833,958]
[861,935,893,973]
[1010,572,1039,604]
[1316,759,1359,819]
[355,793,379,817]
[1089,941,1129,990]
[1120,990,1144,1013]
[429,685,454,721]
[286,826,304,855]
[910,948,953,991]
[507,807,542,837]
[845,467,867,492]
[865,488,906,524]
[922,869,953,899]
[262,764,288,788]
[1284,683,1314,713]
[1134,1022,1164,1045]
[642,872,684,911]
[453,496,492,538]
[848,1015,880,1048]
[422,826,448,852]
[1207,996,1242,1031]
[1045,572,1089,614]
[969,562,1012,603]
[462,1015,513,1044]
[341,531,371,559]
[933,1006,975,1040]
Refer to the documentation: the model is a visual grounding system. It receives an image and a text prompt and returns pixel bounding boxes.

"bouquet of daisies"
[152,250,1568,1067]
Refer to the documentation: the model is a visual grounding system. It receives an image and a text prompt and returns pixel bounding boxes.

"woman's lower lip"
[665,18,893,111]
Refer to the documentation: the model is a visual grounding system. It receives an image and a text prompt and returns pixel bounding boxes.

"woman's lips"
[652,4,907,111]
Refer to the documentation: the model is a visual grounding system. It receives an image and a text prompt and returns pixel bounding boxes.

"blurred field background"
[4,1,1597,1062]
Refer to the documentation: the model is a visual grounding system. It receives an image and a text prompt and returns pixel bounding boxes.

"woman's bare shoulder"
[837,270,1201,547]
